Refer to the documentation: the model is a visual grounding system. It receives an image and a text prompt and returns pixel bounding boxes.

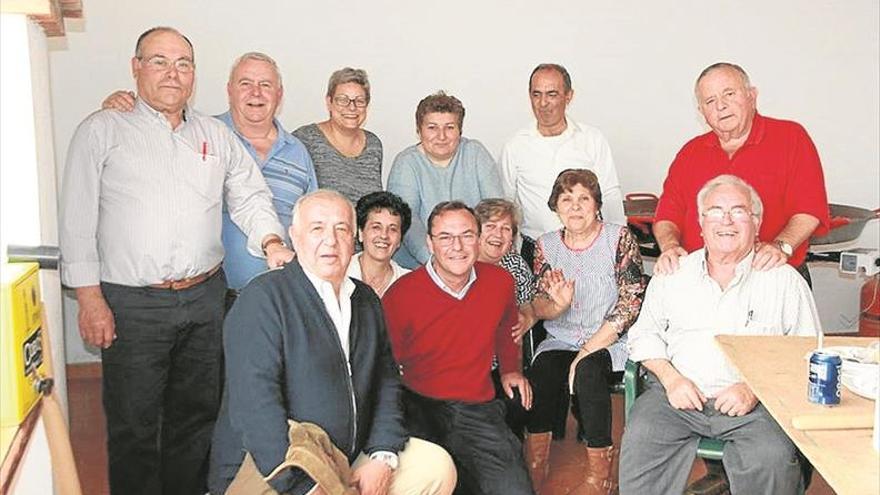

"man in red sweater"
[383,201,535,495]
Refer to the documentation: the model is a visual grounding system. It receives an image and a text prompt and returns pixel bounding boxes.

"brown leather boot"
[570,445,617,495]
[524,431,553,493]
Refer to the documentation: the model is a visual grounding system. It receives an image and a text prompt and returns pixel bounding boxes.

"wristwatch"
[774,240,793,258]
[370,451,399,471]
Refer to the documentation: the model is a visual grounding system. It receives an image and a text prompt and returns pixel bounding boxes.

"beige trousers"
[227,436,456,495]
[352,437,457,495]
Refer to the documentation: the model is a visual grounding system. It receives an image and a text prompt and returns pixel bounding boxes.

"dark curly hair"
[356,191,412,236]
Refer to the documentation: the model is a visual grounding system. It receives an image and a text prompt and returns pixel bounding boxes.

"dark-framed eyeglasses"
[332,95,368,108]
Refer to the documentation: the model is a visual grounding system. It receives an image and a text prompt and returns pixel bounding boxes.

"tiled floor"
[67,364,835,495]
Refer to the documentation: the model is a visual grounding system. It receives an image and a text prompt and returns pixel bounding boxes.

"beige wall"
[48,0,880,361]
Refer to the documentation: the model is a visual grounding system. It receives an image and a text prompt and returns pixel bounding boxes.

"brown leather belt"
[150,264,222,291]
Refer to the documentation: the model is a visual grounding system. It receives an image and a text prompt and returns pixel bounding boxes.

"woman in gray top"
[293,68,383,204]
[387,91,504,268]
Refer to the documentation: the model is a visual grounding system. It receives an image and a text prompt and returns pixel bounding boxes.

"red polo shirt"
[654,113,830,266]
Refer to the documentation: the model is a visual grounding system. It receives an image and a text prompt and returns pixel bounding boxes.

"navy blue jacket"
[209,260,407,494]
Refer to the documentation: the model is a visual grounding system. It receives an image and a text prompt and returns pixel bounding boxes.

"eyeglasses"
[431,232,478,247]
[701,206,755,222]
[138,55,195,73]
[332,95,368,108]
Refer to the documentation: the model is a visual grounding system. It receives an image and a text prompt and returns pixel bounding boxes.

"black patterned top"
[498,252,536,306]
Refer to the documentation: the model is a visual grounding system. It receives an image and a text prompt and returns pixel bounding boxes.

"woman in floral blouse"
[524,169,645,494]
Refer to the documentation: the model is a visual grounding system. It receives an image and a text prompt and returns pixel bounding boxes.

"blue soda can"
[808,351,842,405]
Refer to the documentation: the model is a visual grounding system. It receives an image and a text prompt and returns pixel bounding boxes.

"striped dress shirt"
[60,99,283,287]
[216,112,318,289]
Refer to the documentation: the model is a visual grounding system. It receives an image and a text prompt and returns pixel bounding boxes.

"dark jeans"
[402,388,534,495]
[527,349,622,447]
[491,368,529,440]
[100,270,226,495]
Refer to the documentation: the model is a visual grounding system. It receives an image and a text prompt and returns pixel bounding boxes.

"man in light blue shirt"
[218,52,317,290]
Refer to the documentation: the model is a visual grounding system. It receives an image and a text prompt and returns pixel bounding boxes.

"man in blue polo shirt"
[216,52,317,295]
[102,52,317,299]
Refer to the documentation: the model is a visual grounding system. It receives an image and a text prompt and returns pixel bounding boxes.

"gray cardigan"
[209,260,407,495]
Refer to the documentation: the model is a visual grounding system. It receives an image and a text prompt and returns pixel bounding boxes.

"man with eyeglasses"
[60,26,292,494]
[652,62,830,287]
[620,175,820,495]
[382,201,535,494]
[101,51,317,305]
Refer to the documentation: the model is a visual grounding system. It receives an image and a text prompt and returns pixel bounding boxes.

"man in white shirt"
[619,175,820,495]
[500,63,625,264]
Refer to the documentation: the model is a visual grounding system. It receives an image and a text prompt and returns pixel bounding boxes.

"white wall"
[1,13,66,494]
[49,1,879,360]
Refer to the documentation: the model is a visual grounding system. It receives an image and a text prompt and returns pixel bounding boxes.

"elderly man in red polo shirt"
[653,62,830,286]
[651,61,830,494]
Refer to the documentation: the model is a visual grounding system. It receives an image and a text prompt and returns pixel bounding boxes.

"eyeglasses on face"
[332,95,368,108]
[138,55,195,73]
[701,206,755,222]
[430,232,478,247]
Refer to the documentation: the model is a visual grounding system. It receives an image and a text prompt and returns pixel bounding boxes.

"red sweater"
[382,262,521,403]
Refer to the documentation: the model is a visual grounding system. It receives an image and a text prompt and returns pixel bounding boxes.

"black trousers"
[527,349,622,447]
[402,388,534,495]
[491,368,529,440]
[100,270,226,495]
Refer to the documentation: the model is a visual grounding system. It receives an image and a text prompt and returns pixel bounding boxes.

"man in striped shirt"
[101,52,319,301]
[60,27,293,494]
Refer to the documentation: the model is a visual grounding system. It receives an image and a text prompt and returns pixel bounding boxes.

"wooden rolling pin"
[791,413,874,430]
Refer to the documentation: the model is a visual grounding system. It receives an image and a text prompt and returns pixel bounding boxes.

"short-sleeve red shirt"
[654,113,830,266]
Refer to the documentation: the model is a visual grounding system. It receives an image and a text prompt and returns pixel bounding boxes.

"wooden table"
[716,335,879,495]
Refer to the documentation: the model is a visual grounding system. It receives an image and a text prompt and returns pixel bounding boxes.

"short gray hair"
[326,67,371,102]
[290,189,356,236]
[694,62,751,96]
[228,52,282,87]
[474,198,522,237]
[696,174,764,219]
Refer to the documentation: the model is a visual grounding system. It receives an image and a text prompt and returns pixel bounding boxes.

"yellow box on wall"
[1,262,46,427]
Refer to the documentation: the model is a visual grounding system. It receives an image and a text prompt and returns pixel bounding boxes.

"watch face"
[777,241,793,256]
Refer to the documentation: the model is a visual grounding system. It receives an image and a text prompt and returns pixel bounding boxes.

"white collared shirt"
[301,266,356,363]
[627,249,821,397]
[425,257,477,300]
[499,117,625,239]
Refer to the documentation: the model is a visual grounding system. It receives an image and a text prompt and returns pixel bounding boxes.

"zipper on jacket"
[343,357,357,456]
